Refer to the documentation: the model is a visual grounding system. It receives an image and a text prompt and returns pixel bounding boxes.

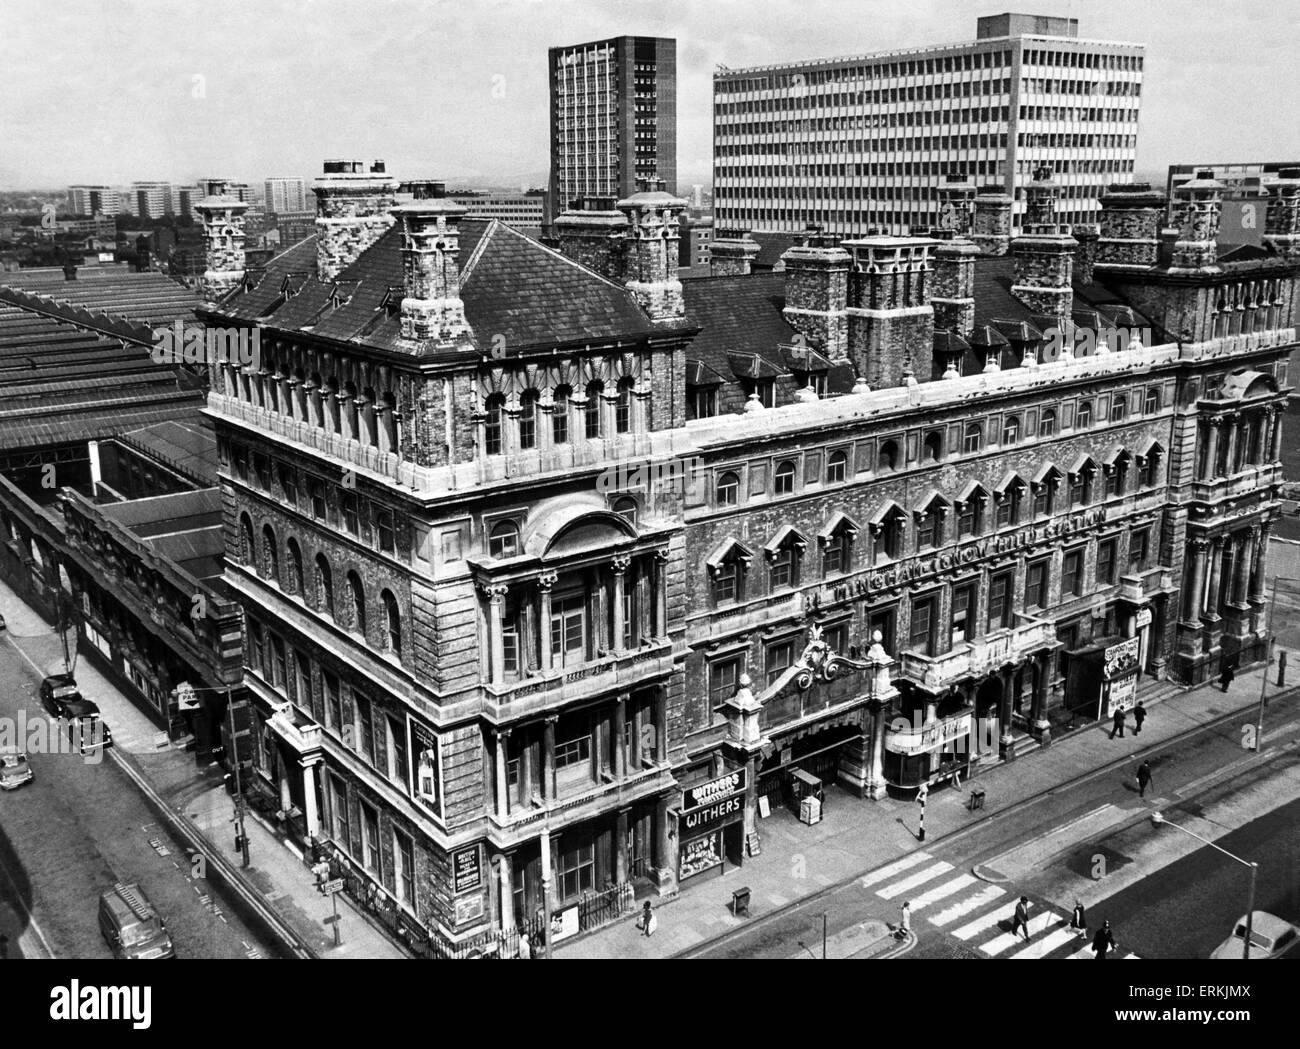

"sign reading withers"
[680,769,746,838]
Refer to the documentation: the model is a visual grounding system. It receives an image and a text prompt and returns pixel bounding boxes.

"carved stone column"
[1204,535,1224,620]
[1251,522,1271,605]
[497,852,515,932]
[1204,418,1220,479]
[543,715,557,800]
[481,583,509,684]
[654,548,670,640]
[494,727,511,819]
[1183,538,1208,622]
[537,571,556,673]
[613,693,627,779]
[611,554,631,653]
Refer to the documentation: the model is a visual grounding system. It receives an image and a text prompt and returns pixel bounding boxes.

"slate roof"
[217,219,664,354]
[116,419,218,487]
[101,488,225,582]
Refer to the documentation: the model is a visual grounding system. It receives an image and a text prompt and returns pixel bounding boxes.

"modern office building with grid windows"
[713,13,1143,237]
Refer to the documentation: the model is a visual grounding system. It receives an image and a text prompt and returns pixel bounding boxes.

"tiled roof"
[0,267,202,327]
[217,219,663,354]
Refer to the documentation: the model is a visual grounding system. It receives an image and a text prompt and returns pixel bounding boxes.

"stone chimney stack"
[195,186,249,302]
[1095,183,1165,274]
[1264,167,1300,261]
[709,228,760,277]
[1170,170,1226,271]
[931,237,980,337]
[937,174,977,237]
[1072,224,1100,284]
[311,159,399,281]
[972,184,1013,255]
[555,195,629,282]
[1023,165,1063,234]
[391,198,472,348]
[780,230,851,361]
[1011,226,1078,328]
[843,236,937,388]
[616,177,688,323]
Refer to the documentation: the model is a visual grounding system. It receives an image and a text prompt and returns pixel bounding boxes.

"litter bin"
[969,788,986,811]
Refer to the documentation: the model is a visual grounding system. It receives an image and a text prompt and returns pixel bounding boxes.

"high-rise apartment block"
[265,176,308,214]
[714,13,1143,236]
[129,181,175,219]
[547,35,677,225]
[68,184,122,216]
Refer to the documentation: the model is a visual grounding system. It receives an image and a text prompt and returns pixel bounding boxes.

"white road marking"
[979,911,1057,955]
[906,873,978,913]
[877,860,954,900]
[953,899,1015,940]
[860,851,933,889]
[1010,925,1077,959]
[930,885,1006,927]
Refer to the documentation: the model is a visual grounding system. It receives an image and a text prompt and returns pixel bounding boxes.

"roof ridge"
[460,219,499,282]
[487,220,635,295]
[264,232,319,269]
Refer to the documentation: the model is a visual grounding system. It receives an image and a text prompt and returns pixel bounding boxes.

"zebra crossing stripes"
[876,861,954,900]
[981,912,1057,955]
[905,873,978,913]
[859,851,935,889]
[953,904,1013,941]
[929,885,1007,927]
[1009,925,1078,959]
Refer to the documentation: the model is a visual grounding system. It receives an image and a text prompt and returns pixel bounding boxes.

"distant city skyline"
[2,0,1298,191]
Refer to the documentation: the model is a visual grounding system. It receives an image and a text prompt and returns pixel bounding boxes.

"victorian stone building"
[196,159,1299,950]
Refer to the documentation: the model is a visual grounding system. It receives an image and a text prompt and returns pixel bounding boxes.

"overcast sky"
[1,0,1297,191]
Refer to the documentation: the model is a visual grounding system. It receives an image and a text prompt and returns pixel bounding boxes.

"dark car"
[39,674,113,752]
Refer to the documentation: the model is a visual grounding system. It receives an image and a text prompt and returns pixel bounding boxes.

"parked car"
[39,673,113,753]
[1210,912,1300,959]
[0,747,33,790]
[98,882,175,959]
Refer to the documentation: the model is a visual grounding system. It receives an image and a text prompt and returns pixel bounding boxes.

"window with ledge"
[767,530,804,590]
[557,839,595,900]
[356,694,375,764]
[394,830,414,905]
[615,378,634,434]
[309,480,327,520]
[995,481,1024,528]
[488,520,519,559]
[549,593,588,668]
[870,510,902,563]
[1144,387,1160,414]
[585,382,604,439]
[1062,548,1085,597]
[826,449,848,484]
[877,440,899,472]
[1001,415,1020,446]
[1024,559,1049,611]
[923,430,943,462]
[1040,408,1056,437]
[956,490,985,538]
[1128,528,1150,573]
[745,379,776,408]
[708,655,744,706]
[1069,463,1095,506]
[909,594,938,656]
[376,510,395,555]
[387,715,408,788]
[518,389,539,450]
[1076,400,1093,428]
[1141,446,1163,488]
[716,471,740,507]
[711,554,745,604]
[552,386,571,444]
[765,638,796,688]
[688,386,717,420]
[962,423,983,454]
[322,671,342,733]
[342,492,359,536]
[1032,471,1059,518]
[279,464,297,508]
[359,800,380,873]
[916,499,946,550]
[987,570,1014,631]
[1104,453,1129,498]
[485,394,505,455]
[1110,393,1128,422]
[951,582,977,645]
[1097,537,1118,585]
[774,460,796,495]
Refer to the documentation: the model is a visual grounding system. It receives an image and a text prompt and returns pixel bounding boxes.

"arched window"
[962,423,983,454]
[552,385,571,445]
[348,572,366,636]
[1001,415,1020,446]
[484,393,505,455]
[518,389,539,450]
[1076,399,1093,428]
[585,381,604,439]
[315,555,334,618]
[716,471,740,506]
[1110,393,1128,422]
[615,377,635,434]
[923,431,943,462]
[286,538,304,596]
[826,449,848,484]
[613,497,638,527]
[239,514,255,566]
[382,590,401,658]
[774,460,796,496]
[877,440,899,472]
[1040,408,1056,437]
[261,524,279,582]
[489,520,519,559]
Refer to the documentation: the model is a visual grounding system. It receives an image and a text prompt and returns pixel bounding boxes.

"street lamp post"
[1151,812,1258,960]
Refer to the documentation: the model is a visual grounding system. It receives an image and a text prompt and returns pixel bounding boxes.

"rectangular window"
[713,562,739,604]
[557,839,595,900]
[377,510,395,555]
[330,774,349,848]
[689,387,717,420]
[550,595,587,667]
[310,481,326,520]
[909,596,937,655]
[360,800,380,874]
[323,671,341,732]
[279,465,297,508]
[342,493,359,536]
[824,533,848,574]
[387,715,408,788]
[357,694,374,762]
[552,396,569,444]
[1024,560,1049,610]
[1128,529,1150,573]
[766,639,796,687]
[958,498,981,537]
[951,583,977,645]
[394,830,414,906]
[987,571,1013,630]
[709,656,743,705]
[555,732,591,770]
[770,547,796,589]
[1097,538,1118,585]
[1063,549,1085,597]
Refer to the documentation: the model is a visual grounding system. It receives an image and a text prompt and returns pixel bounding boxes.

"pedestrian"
[642,900,657,937]
[517,932,531,960]
[1012,896,1032,941]
[951,760,963,791]
[900,901,912,938]
[1137,760,1153,799]
[1219,660,1236,693]
[1109,706,1127,739]
[1092,919,1116,959]
[1069,900,1088,939]
[1133,701,1146,735]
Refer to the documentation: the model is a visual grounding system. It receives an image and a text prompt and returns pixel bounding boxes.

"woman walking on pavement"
[899,901,912,939]
[1069,900,1088,940]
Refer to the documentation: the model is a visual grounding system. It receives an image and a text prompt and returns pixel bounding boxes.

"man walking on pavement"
[1219,659,1236,693]
[1109,705,1127,739]
[1092,920,1116,959]
[1012,896,1032,942]
[1137,760,1153,799]
[1133,701,1146,735]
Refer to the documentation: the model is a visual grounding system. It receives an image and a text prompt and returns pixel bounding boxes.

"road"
[690,685,1300,960]
[0,631,285,959]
